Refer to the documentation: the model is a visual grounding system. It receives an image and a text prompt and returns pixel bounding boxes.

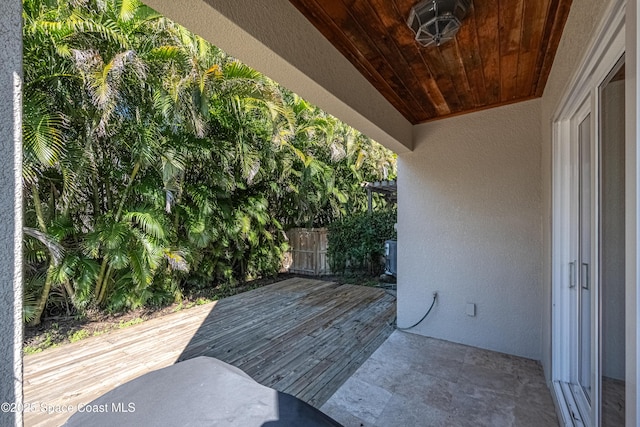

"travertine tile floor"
[602,377,625,426]
[321,331,558,427]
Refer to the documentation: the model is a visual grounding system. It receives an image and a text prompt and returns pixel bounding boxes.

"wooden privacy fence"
[286,228,331,276]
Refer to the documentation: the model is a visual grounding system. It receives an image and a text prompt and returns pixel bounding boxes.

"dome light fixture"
[407,0,471,47]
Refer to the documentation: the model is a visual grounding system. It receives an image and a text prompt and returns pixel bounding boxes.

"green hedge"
[327,210,397,274]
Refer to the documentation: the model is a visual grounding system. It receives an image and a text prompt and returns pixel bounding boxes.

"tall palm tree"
[21,0,397,322]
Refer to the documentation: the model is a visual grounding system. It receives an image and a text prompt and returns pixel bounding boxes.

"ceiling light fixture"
[407,0,471,47]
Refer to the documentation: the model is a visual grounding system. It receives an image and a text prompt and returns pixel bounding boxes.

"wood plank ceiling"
[288,0,573,124]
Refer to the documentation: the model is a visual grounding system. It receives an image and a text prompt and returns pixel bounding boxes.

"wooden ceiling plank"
[287,1,374,81]
[516,0,551,98]
[534,0,573,96]
[498,0,525,103]
[325,0,430,120]
[392,0,476,113]
[419,47,463,113]
[367,0,450,118]
[424,94,538,123]
[288,0,419,121]
[340,0,439,120]
[392,0,463,115]
[390,0,457,116]
[439,37,476,111]
[473,0,501,105]
[321,0,434,121]
[453,2,488,108]
[531,0,560,95]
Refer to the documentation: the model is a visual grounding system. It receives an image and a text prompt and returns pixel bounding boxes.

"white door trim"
[625,0,640,424]
[552,2,626,123]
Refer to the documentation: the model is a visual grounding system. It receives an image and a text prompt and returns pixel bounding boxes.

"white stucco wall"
[0,0,23,425]
[540,0,615,381]
[397,99,543,360]
[143,0,413,154]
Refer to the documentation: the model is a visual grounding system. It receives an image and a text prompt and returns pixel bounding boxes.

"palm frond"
[22,95,67,167]
[147,45,184,62]
[163,249,189,272]
[223,60,262,81]
[115,0,138,22]
[129,245,152,288]
[23,227,65,265]
[123,209,166,239]
[99,220,130,250]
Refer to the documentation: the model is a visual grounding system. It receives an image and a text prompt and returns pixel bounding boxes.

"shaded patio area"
[23,277,395,426]
[322,331,558,427]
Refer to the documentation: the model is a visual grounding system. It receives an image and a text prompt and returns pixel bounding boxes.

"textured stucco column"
[0,0,23,426]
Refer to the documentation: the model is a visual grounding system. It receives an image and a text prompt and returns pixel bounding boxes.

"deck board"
[23,278,396,426]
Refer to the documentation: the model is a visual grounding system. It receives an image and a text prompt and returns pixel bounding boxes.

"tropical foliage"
[327,210,397,275]
[22,0,396,325]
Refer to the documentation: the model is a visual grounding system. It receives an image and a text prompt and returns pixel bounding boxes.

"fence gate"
[286,228,331,276]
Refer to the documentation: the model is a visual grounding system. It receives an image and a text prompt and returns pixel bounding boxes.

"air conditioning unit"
[384,240,397,277]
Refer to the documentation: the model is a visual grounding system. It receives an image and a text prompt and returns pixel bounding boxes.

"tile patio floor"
[321,331,559,427]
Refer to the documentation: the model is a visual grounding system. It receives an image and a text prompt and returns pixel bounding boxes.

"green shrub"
[327,210,396,274]
[68,329,90,343]
[118,318,144,329]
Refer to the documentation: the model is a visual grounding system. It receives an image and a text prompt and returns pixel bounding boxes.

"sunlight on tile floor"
[321,331,558,427]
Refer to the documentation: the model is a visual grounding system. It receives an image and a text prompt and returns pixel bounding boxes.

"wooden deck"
[23,277,396,426]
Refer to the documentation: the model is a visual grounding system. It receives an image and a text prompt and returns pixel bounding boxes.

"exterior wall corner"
[0,1,24,426]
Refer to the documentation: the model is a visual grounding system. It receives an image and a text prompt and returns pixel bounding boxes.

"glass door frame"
[566,96,599,425]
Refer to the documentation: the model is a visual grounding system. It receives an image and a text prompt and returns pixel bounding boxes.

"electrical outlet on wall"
[466,303,476,317]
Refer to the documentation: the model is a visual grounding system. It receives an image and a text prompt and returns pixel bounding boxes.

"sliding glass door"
[553,57,625,427]
[551,9,625,426]
[599,60,625,427]
[566,99,597,423]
